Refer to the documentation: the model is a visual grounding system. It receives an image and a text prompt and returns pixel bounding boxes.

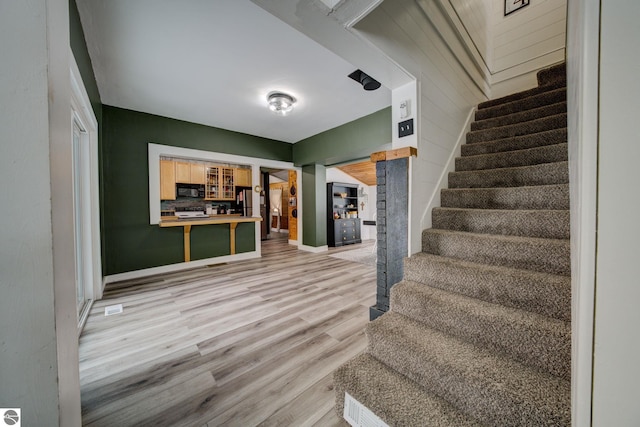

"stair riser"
[391,281,571,380]
[466,114,567,144]
[475,88,567,121]
[461,128,567,156]
[333,354,484,426]
[366,315,571,427]
[422,230,571,276]
[448,161,568,189]
[440,185,570,210]
[456,143,568,172]
[403,254,571,321]
[477,78,565,110]
[432,208,570,239]
[472,102,567,131]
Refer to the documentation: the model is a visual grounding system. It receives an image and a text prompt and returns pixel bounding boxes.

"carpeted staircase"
[334,63,570,426]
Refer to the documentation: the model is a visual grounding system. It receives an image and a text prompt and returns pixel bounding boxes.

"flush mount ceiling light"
[267,92,296,116]
[348,69,381,91]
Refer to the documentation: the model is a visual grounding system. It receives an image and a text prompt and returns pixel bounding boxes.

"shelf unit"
[205,166,235,200]
[327,182,361,247]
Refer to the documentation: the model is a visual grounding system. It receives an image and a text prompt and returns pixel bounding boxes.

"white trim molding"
[70,49,103,301]
[566,0,599,424]
[299,244,329,253]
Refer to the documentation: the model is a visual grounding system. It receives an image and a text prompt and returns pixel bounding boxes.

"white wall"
[326,168,377,240]
[566,0,599,424]
[591,1,640,424]
[438,0,567,98]
[355,0,486,254]
[450,0,493,68]
[0,0,81,425]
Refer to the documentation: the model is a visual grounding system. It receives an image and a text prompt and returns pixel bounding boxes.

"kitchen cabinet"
[327,182,361,246]
[205,166,235,200]
[190,163,205,184]
[331,218,361,246]
[160,160,176,200]
[175,161,191,183]
[176,161,206,184]
[234,168,252,187]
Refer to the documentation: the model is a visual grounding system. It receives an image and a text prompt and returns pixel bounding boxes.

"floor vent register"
[343,392,388,427]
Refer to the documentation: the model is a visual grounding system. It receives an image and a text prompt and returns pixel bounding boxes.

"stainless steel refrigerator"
[240,189,253,216]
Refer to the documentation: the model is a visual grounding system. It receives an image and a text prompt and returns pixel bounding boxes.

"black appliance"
[176,184,205,198]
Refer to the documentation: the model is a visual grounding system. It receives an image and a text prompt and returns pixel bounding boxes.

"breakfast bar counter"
[159,216,262,262]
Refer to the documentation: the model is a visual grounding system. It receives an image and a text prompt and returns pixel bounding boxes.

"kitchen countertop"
[160,213,243,221]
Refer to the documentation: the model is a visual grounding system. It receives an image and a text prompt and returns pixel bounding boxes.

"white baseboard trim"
[299,244,328,253]
[288,239,298,246]
[102,251,260,287]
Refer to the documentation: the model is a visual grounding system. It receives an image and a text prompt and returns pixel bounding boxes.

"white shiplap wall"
[444,0,567,97]
[449,0,493,71]
[355,0,486,254]
[493,0,566,71]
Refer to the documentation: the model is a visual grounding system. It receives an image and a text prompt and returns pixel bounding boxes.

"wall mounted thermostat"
[399,99,411,119]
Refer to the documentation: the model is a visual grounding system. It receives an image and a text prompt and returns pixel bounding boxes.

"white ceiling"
[76,0,391,143]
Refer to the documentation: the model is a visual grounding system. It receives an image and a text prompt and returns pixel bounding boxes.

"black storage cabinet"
[327,182,362,247]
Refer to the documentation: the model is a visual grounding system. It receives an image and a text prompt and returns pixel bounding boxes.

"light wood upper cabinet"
[160,160,176,200]
[175,161,191,183]
[175,161,206,184]
[205,166,235,200]
[234,168,252,187]
[190,163,205,184]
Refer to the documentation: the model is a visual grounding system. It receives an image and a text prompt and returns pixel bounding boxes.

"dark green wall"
[302,164,327,247]
[102,105,292,275]
[292,107,391,166]
[69,0,102,123]
[293,108,391,247]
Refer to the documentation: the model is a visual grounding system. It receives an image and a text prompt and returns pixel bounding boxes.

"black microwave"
[177,185,204,198]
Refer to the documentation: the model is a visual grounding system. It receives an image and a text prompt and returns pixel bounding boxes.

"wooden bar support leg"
[230,223,238,255]
[184,225,192,262]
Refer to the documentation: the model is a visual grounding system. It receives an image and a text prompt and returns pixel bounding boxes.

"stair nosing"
[449,160,568,179]
[390,280,571,379]
[367,312,571,426]
[461,128,568,156]
[475,87,567,120]
[472,101,568,130]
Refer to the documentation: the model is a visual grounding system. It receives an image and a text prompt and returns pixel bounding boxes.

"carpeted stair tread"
[432,207,569,239]
[390,280,571,380]
[461,128,567,157]
[475,87,566,121]
[333,353,484,427]
[366,312,571,427]
[440,184,569,210]
[448,161,568,189]
[456,143,568,172]
[471,101,567,131]
[422,229,570,276]
[466,113,567,144]
[333,62,570,426]
[537,62,567,87]
[477,79,566,110]
[403,252,571,321]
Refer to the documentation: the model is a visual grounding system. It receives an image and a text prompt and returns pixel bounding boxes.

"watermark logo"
[1,409,20,427]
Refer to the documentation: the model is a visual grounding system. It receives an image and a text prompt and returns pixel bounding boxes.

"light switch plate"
[398,118,414,137]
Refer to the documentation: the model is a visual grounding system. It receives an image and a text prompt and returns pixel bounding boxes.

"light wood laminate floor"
[79,233,376,426]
